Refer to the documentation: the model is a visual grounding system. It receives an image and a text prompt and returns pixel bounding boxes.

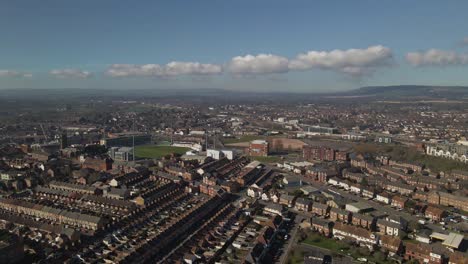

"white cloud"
[50,69,92,78]
[106,62,222,77]
[0,70,32,78]
[105,47,392,78]
[227,54,289,75]
[164,62,222,75]
[106,64,162,77]
[289,45,393,76]
[406,49,468,66]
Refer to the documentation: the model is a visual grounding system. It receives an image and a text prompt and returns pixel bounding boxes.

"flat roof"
[430,232,448,241]
[442,233,464,249]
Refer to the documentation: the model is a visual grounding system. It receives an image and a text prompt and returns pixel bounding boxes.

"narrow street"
[278,215,303,264]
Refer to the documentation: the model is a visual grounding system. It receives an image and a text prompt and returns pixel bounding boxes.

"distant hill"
[341,85,468,100]
[1,85,467,102]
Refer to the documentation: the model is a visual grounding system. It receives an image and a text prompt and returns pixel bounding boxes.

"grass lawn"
[303,233,350,252]
[135,145,190,158]
[303,232,395,264]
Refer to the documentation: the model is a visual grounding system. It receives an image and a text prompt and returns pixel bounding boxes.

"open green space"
[302,232,350,252]
[301,231,395,264]
[135,145,190,158]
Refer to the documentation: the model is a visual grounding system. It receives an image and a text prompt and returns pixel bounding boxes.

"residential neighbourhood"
[0,94,467,264]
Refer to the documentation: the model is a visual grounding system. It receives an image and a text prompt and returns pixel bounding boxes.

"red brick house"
[404,243,444,264]
[425,206,446,222]
[391,195,408,209]
[311,218,333,237]
[295,198,312,212]
[412,191,429,202]
[305,167,337,183]
[312,203,329,217]
[351,213,375,230]
[329,208,351,223]
[279,194,296,208]
[332,222,378,249]
[380,235,403,256]
[335,150,348,161]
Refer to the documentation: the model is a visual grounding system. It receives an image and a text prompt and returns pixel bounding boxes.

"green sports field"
[135,145,190,158]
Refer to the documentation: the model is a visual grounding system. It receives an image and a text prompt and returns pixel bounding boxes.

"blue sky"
[1,0,468,92]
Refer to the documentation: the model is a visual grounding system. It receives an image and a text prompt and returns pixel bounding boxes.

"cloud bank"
[106,62,222,77]
[0,70,32,78]
[226,46,393,76]
[289,45,393,76]
[227,54,289,75]
[50,69,92,78]
[105,46,393,78]
[0,45,404,80]
[406,49,468,66]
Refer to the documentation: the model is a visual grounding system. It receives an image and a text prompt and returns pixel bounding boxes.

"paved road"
[278,215,303,264]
